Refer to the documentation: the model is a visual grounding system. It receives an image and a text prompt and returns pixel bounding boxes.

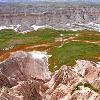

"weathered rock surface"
[10,80,45,100]
[45,65,83,99]
[1,4,100,32]
[0,52,100,100]
[0,51,51,86]
[65,86,100,100]
[74,60,100,89]
[0,79,46,100]
[0,72,11,88]
[44,63,100,100]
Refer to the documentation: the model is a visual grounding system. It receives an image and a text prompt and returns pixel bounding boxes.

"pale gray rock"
[0,6,100,32]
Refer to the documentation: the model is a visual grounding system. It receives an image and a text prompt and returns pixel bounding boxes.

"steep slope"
[0,51,100,100]
[0,5,100,32]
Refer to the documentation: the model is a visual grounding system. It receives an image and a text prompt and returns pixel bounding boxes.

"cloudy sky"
[0,0,100,3]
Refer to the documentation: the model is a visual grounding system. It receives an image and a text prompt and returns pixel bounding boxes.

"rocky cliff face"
[45,65,100,100]
[0,51,100,100]
[0,4,100,32]
[0,51,51,86]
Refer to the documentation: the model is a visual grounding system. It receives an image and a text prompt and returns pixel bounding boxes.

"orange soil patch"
[72,40,100,45]
[0,43,51,62]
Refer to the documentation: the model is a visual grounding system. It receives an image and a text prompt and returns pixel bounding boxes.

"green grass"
[75,30,100,41]
[0,29,100,72]
[0,29,58,49]
[49,41,100,71]
[0,29,78,49]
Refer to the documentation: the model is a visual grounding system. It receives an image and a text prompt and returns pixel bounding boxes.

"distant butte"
[0,3,100,32]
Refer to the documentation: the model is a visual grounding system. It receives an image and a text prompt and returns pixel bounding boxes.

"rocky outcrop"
[74,60,100,89]
[0,4,100,32]
[69,86,100,100]
[10,80,45,100]
[44,62,100,100]
[0,51,51,100]
[0,51,100,100]
[0,51,51,86]
[45,65,83,100]
[0,72,11,88]
[0,79,46,100]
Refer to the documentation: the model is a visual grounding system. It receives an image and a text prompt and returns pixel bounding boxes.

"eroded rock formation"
[0,51,100,100]
[0,51,51,86]
[0,4,100,32]
[74,60,100,91]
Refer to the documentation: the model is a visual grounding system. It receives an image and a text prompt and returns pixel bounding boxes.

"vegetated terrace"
[0,29,100,71]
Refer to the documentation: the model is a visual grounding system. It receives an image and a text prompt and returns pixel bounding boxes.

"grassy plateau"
[0,29,100,71]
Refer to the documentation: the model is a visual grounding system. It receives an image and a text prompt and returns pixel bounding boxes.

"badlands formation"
[1,3,100,32]
[0,2,100,100]
[0,51,100,100]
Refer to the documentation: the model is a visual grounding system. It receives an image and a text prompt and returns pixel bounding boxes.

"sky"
[0,0,100,3]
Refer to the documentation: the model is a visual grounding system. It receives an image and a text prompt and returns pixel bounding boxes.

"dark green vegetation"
[0,29,100,71]
[0,29,77,49]
[75,30,100,41]
[0,29,57,49]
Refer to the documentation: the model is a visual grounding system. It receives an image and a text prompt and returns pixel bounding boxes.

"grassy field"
[0,29,77,49]
[0,29,58,49]
[0,29,100,71]
[75,30,100,41]
[48,41,100,71]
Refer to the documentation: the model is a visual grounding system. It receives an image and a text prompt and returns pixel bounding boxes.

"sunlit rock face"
[0,52,100,100]
[74,60,100,89]
[0,51,51,86]
[44,64,100,100]
[44,65,84,100]
[66,86,100,100]
[0,51,51,100]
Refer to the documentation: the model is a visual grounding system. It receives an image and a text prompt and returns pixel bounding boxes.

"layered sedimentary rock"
[74,60,100,90]
[0,51,100,100]
[45,61,100,100]
[0,51,51,86]
[45,65,84,100]
[0,4,100,32]
[0,80,46,100]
